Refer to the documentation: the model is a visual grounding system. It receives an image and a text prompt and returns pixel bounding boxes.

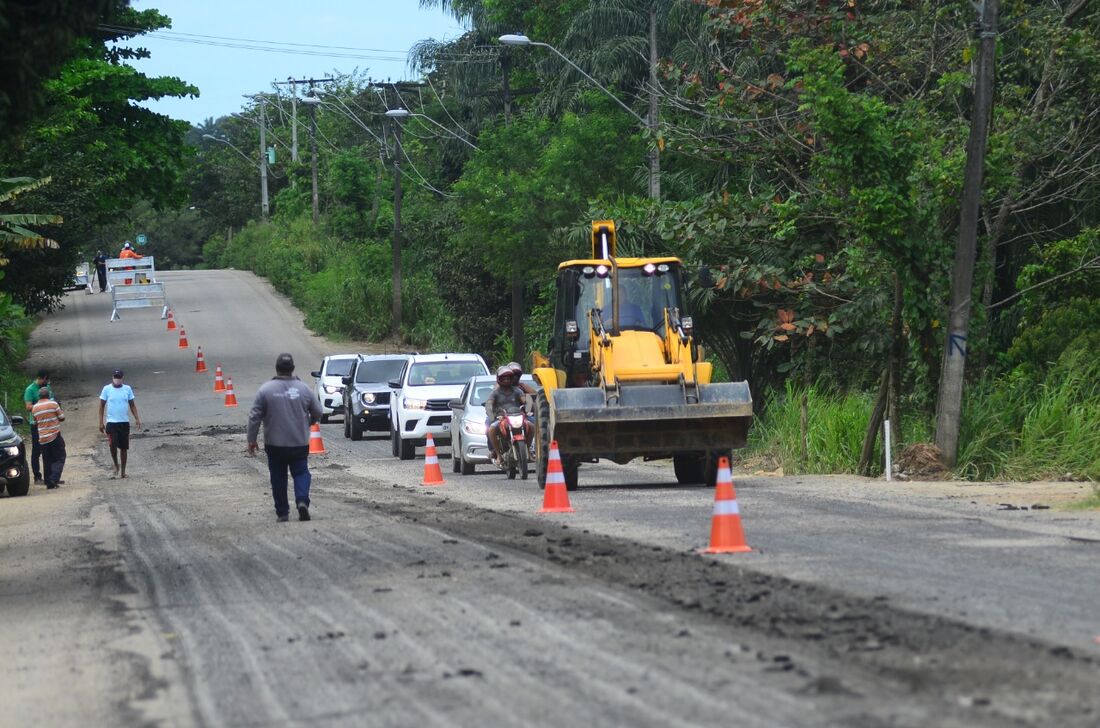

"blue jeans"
[265,445,311,516]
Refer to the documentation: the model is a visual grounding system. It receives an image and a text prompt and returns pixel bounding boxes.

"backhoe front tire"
[673,454,705,484]
[536,390,579,491]
[704,449,733,489]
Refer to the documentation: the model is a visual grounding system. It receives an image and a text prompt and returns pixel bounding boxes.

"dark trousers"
[97,266,107,291]
[30,424,42,479]
[265,445,311,516]
[41,435,65,486]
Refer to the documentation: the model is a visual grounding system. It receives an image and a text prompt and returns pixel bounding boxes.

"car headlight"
[403,397,427,410]
[361,392,376,405]
[463,419,486,435]
[323,385,341,394]
[2,445,18,458]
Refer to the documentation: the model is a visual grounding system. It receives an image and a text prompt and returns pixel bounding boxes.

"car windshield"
[470,383,496,406]
[326,358,355,377]
[355,359,406,383]
[408,361,486,386]
[0,407,8,427]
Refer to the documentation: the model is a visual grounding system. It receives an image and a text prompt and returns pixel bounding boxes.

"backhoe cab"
[531,221,753,491]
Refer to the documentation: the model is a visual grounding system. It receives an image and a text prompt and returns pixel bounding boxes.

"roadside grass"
[1065,486,1100,510]
[956,345,1100,482]
[745,383,931,476]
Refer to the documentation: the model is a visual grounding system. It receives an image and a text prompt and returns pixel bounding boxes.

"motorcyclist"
[485,366,533,464]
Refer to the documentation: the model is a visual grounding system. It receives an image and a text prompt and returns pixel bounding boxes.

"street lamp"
[386,108,478,150]
[385,108,406,336]
[203,132,270,219]
[300,94,322,224]
[499,33,659,200]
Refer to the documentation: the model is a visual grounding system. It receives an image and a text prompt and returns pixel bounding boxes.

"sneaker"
[297,502,311,522]
[276,514,289,522]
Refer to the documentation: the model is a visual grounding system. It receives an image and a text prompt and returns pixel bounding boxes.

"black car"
[342,354,412,441]
[0,404,30,497]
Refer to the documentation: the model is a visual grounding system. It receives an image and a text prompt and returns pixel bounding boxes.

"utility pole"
[275,76,333,164]
[501,50,524,365]
[290,79,298,162]
[935,0,999,467]
[309,100,319,224]
[647,3,661,201]
[391,116,403,336]
[257,95,269,219]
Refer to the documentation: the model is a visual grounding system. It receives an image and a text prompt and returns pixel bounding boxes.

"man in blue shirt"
[98,369,142,478]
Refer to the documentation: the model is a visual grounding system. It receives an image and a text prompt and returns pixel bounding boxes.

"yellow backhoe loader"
[531,221,754,490]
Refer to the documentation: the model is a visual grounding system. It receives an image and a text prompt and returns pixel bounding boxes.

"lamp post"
[300,94,322,224]
[202,134,268,219]
[384,108,408,336]
[499,33,659,200]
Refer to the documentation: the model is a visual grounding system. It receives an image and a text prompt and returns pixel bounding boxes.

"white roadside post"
[884,419,893,482]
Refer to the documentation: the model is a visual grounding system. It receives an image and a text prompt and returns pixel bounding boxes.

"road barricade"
[109,282,170,322]
[105,256,157,291]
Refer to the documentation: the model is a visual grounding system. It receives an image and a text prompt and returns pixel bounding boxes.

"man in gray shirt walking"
[247,353,323,522]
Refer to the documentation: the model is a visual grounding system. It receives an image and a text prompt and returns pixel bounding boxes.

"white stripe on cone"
[713,500,741,516]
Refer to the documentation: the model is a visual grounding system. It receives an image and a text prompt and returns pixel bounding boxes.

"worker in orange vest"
[119,241,143,284]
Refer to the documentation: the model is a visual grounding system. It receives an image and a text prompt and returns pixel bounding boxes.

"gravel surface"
[1,270,1097,727]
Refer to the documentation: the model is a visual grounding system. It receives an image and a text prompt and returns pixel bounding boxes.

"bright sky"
[123,0,466,125]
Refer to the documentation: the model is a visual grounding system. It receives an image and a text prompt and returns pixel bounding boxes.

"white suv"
[390,353,489,460]
[310,354,357,423]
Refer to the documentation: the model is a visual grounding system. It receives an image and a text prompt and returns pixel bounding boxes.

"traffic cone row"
[177,326,189,348]
[194,346,207,373]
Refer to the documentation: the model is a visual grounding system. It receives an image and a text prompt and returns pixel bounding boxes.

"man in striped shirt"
[31,388,65,489]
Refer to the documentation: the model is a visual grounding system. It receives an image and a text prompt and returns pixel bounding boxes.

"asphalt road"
[2,270,1099,727]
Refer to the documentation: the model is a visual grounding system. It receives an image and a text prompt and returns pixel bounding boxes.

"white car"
[310,354,357,423]
[389,353,489,460]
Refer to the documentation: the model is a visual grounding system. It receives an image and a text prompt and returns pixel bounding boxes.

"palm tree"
[0,177,61,266]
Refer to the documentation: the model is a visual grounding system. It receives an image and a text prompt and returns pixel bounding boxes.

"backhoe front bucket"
[548,382,753,457]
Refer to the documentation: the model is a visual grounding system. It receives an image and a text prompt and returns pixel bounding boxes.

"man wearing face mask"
[98,369,142,478]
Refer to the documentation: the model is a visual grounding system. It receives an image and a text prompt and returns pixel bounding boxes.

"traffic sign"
[136,233,147,245]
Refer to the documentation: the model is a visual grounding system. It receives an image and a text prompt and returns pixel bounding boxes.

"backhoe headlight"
[595,265,609,278]
[681,316,694,335]
[657,263,670,274]
[643,263,657,276]
[565,320,579,340]
[403,397,427,410]
[582,266,595,278]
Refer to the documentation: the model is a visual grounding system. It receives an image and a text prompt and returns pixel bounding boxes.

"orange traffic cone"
[166,310,177,331]
[540,441,574,513]
[309,423,327,455]
[223,377,238,407]
[213,364,226,392]
[420,433,444,485]
[178,327,189,349]
[701,457,751,554]
[194,346,208,373]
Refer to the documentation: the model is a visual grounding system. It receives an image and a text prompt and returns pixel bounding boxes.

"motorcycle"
[493,406,529,480]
